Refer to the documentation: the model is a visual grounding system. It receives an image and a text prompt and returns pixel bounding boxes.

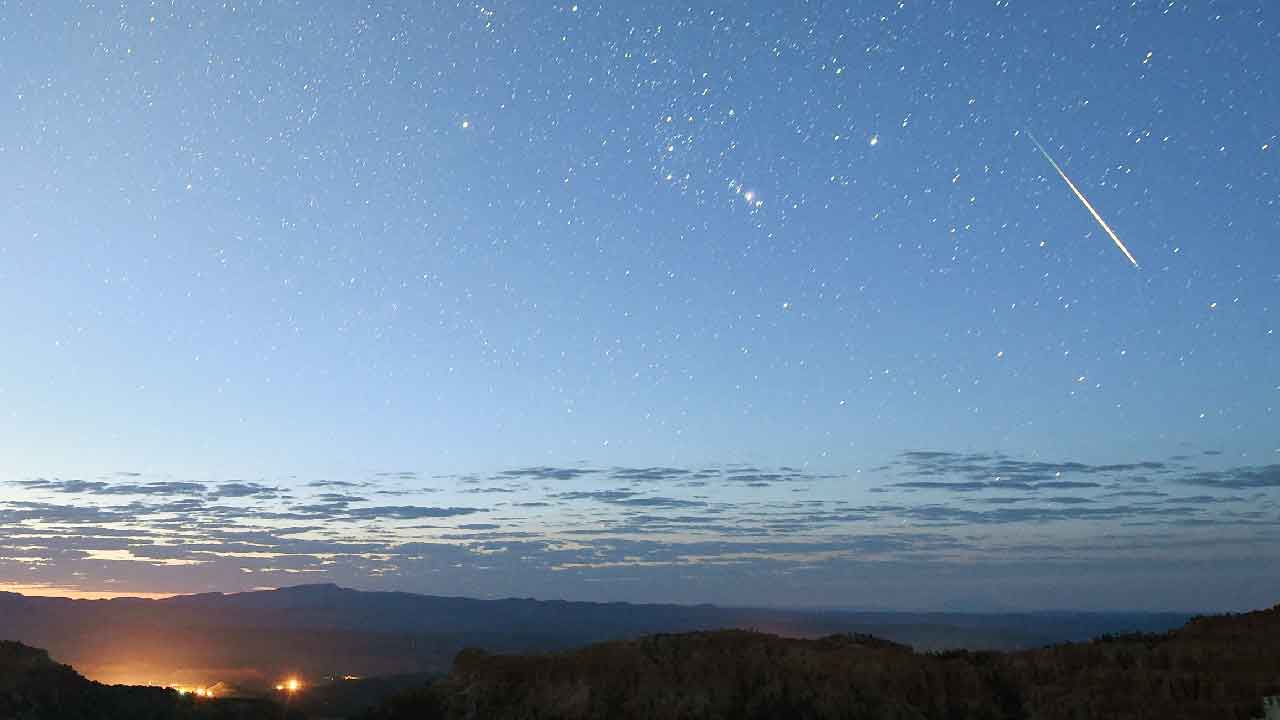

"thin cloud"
[344,505,484,520]
[16,479,209,496]
[209,482,279,499]
[1180,464,1280,489]
[498,466,597,481]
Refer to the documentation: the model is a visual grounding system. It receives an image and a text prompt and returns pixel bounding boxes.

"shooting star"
[1026,131,1140,268]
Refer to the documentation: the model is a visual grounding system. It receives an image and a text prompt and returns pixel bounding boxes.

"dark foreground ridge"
[2,594,1275,719]
[0,640,296,720]
[364,604,1280,720]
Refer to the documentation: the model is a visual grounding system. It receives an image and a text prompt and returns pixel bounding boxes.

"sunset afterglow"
[0,582,176,601]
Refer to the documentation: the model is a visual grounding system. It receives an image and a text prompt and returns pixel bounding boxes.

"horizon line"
[0,581,1217,615]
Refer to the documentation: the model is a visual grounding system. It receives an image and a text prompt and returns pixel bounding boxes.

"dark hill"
[0,640,295,720]
[363,605,1280,720]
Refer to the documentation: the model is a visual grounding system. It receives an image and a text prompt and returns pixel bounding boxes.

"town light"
[277,676,302,693]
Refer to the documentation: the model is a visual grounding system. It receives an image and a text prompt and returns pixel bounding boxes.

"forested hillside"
[364,605,1280,720]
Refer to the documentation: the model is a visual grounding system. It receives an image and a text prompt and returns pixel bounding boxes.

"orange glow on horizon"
[172,685,215,698]
[0,582,177,600]
[276,676,303,693]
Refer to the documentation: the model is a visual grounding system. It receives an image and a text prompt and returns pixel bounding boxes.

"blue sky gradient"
[1,0,1276,610]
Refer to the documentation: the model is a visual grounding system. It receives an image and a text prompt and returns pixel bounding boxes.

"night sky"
[1,0,1276,611]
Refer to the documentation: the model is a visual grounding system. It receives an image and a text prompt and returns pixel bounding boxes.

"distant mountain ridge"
[0,584,1189,688]
[35,581,1187,637]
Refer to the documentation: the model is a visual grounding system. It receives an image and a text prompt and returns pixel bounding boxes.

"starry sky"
[1,0,1277,611]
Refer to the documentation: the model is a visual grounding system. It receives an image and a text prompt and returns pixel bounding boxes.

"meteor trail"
[1026,131,1140,268]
